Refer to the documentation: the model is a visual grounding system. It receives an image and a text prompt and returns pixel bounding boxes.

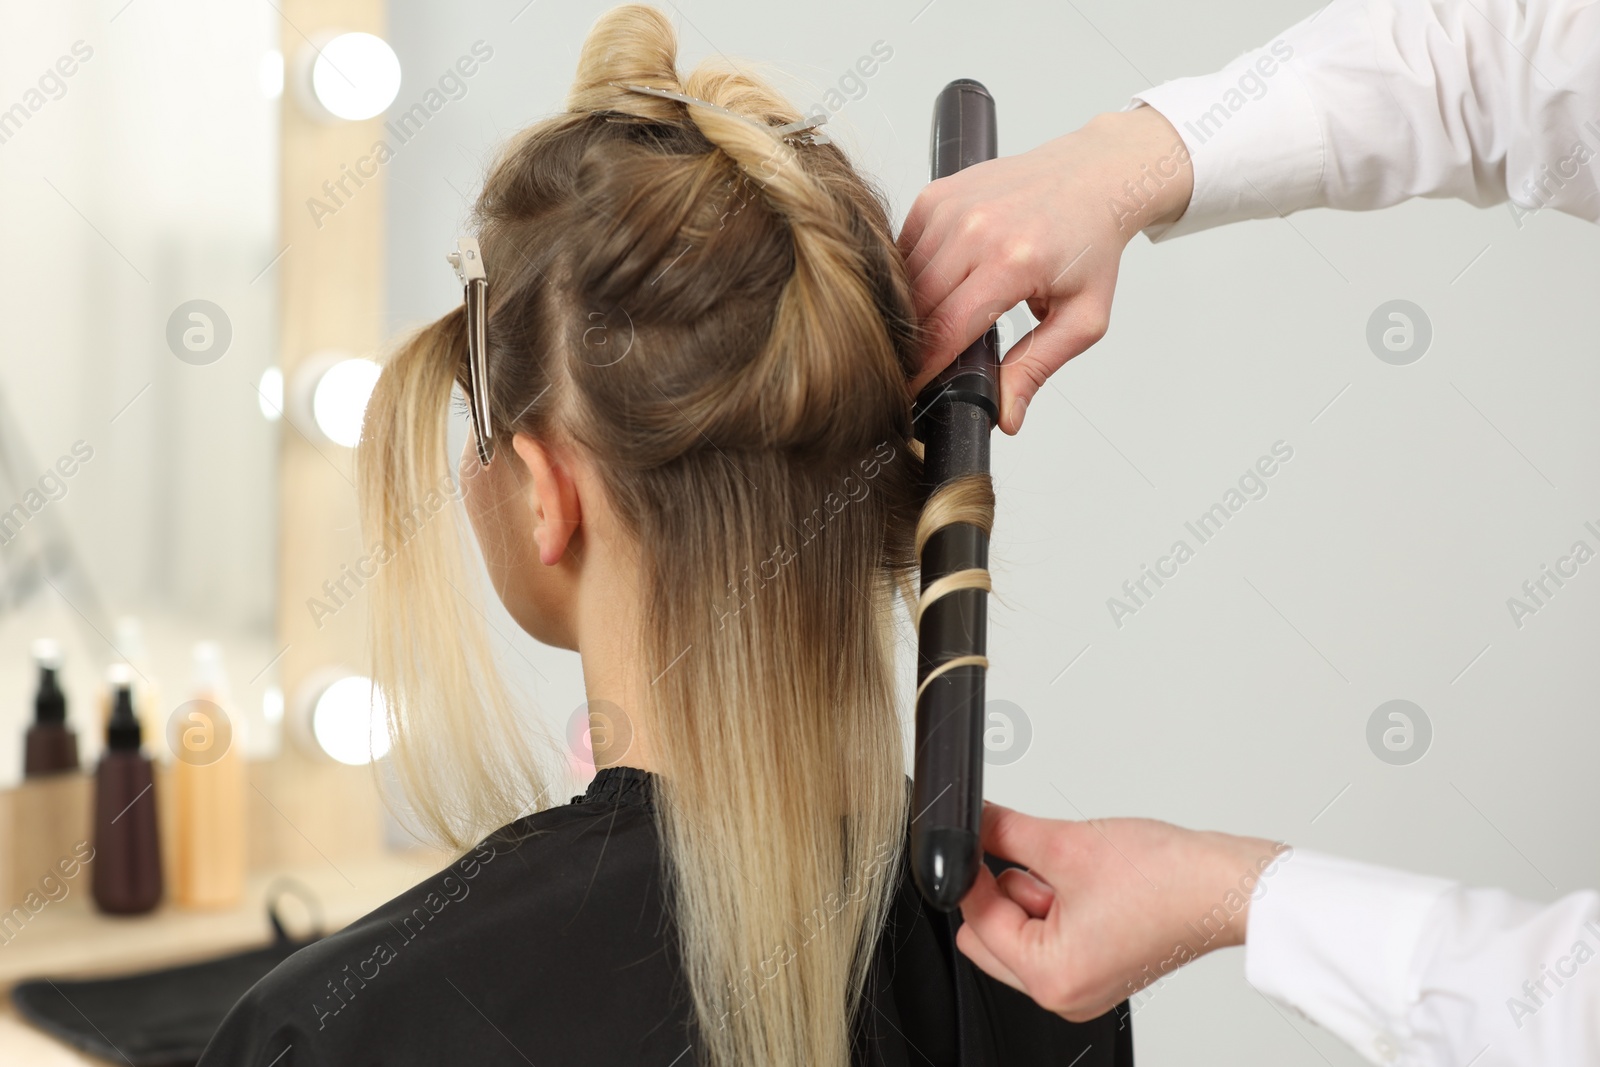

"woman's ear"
[510,433,582,567]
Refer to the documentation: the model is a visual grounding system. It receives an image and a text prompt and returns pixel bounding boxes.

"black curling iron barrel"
[910,79,1000,911]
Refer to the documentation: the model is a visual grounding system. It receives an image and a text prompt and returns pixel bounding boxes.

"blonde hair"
[357,7,993,1065]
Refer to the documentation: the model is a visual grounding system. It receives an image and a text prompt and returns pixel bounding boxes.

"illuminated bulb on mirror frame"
[259,51,284,100]
[259,684,285,757]
[300,32,401,122]
[308,675,392,767]
[310,357,381,447]
[257,366,283,421]
[287,353,379,447]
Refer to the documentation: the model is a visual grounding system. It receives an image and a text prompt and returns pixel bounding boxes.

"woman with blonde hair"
[201,7,1131,1065]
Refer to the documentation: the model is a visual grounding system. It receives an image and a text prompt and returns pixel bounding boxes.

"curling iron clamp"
[910,79,1001,911]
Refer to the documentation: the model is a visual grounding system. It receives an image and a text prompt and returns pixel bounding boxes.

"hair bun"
[566,4,683,120]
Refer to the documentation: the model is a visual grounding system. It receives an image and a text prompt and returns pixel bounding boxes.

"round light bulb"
[310,33,401,121]
[258,366,283,421]
[311,675,392,766]
[259,51,285,100]
[262,685,284,725]
[311,358,380,447]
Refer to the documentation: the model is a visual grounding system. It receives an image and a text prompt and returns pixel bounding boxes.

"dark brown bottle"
[23,640,79,777]
[92,669,162,915]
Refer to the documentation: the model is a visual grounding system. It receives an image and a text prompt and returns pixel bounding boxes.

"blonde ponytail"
[358,312,551,846]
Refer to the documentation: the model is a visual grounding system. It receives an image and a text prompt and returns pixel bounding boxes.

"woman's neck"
[572,556,657,773]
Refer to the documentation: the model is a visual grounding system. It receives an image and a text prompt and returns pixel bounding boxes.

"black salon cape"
[200,768,1133,1067]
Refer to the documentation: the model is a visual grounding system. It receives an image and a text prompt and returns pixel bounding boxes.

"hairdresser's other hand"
[955,803,1286,1022]
[898,106,1192,434]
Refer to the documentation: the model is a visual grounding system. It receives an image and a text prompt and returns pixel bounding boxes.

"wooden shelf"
[0,851,443,994]
[0,851,446,1063]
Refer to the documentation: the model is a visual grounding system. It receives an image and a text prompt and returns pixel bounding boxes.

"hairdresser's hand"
[955,803,1286,1022]
[899,106,1192,434]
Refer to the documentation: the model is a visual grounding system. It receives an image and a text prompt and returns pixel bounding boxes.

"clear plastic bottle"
[171,642,247,908]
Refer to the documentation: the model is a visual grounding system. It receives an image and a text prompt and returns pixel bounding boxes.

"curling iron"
[910,79,1000,911]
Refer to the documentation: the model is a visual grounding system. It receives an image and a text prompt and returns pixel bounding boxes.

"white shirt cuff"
[1128,37,1325,241]
[1245,848,1455,1065]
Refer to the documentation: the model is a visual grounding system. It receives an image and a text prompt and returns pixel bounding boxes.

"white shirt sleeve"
[1246,848,1600,1066]
[1126,0,1600,240]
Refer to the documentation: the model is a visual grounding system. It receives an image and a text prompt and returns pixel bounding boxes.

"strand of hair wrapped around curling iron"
[912,472,995,705]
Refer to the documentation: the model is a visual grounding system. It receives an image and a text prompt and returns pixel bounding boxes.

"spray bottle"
[92,665,162,914]
[24,639,80,777]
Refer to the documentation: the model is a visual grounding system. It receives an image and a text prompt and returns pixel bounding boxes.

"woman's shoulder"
[199,791,690,1067]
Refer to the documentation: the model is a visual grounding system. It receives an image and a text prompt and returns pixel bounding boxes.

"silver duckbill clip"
[446,237,494,467]
[610,83,831,146]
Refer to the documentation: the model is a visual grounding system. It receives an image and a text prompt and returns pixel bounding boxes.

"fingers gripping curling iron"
[910,80,1000,911]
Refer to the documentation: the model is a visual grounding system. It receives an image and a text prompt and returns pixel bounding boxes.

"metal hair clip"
[446,236,494,466]
[611,83,831,145]
[773,110,832,146]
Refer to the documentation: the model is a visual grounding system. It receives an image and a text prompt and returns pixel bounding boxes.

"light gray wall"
[385,2,1600,1064]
